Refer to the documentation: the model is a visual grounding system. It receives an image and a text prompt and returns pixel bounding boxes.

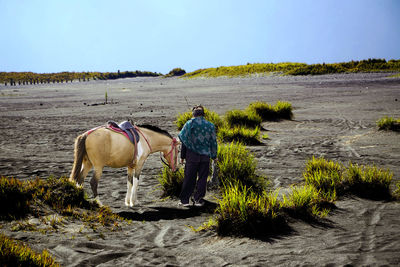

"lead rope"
[134,125,152,152]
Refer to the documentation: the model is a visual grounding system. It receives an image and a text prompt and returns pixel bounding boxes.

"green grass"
[282,185,333,219]
[247,101,293,121]
[175,107,224,131]
[183,59,400,78]
[158,142,269,198]
[217,142,269,193]
[345,162,393,200]
[394,181,400,200]
[217,126,261,145]
[377,116,400,131]
[0,70,160,84]
[0,177,32,220]
[158,166,185,198]
[0,176,122,228]
[303,156,344,197]
[0,233,59,267]
[303,157,395,200]
[215,182,286,237]
[224,109,262,128]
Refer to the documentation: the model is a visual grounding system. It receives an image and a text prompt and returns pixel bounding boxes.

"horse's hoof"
[94,197,103,207]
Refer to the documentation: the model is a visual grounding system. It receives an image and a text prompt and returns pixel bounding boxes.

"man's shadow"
[118,200,218,222]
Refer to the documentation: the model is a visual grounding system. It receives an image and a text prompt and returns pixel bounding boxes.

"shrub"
[175,107,224,131]
[158,166,185,198]
[377,116,400,131]
[0,177,32,220]
[0,233,59,267]
[27,177,96,212]
[217,142,269,193]
[224,109,262,128]
[345,162,393,199]
[0,176,122,228]
[217,126,261,145]
[165,68,186,77]
[215,182,286,237]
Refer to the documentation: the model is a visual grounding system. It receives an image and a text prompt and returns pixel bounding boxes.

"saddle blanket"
[107,120,140,144]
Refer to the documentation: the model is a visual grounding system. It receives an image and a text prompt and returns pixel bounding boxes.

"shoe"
[178,201,191,207]
[194,199,205,207]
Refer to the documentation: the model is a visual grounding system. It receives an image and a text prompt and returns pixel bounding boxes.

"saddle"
[107,120,140,144]
[107,120,141,167]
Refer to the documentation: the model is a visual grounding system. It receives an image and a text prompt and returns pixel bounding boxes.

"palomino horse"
[69,124,179,207]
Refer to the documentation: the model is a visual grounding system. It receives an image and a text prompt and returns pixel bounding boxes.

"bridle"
[160,137,179,172]
[135,126,179,172]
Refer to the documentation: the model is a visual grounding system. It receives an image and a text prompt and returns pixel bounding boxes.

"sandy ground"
[1,73,400,266]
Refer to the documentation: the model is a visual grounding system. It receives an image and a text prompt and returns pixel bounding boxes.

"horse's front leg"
[125,167,134,207]
[129,162,144,207]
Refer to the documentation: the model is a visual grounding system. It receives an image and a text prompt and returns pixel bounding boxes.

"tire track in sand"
[355,202,386,265]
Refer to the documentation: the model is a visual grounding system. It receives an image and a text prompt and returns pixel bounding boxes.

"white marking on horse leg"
[126,168,134,207]
[130,176,139,207]
[94,196,103,207]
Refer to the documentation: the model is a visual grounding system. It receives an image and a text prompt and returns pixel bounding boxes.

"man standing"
[178,105,218,207]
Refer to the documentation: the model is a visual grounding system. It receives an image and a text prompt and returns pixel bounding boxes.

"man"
[178,105,218,207]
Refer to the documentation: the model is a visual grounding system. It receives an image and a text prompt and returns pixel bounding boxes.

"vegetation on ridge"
[183,59,400,78]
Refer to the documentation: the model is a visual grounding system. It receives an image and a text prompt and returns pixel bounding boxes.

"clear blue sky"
[1,0,399,74]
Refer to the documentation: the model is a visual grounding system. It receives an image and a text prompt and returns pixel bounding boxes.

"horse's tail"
[69,133,88,183]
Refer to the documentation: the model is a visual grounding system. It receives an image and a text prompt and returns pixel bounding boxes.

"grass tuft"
[0,176,123,229]
[0,177,32,220]
[377,116,400,131]
[217,142,269,193]
[303,157,395,200]
[303,156,344,197]
[224,109,262,128]
[215,182,286,237]
[247,101,293,121]
[217,126,261,145]
[0,233,59,267]
[282,185,333,219]
[345,162,393,200]
[158,166,185,198]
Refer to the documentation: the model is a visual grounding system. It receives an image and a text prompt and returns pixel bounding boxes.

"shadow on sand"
[118,200,218,222]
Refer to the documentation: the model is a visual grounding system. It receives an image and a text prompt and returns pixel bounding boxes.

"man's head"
[192,105,205,117]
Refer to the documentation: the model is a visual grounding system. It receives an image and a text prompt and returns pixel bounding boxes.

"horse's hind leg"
[77,157,92,186]
[125,167,134,207]
[90,166,103,199]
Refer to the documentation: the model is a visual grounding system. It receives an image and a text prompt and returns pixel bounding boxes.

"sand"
[0,73,399,266]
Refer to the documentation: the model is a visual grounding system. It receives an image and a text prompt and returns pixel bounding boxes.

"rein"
[134,125,153,152]
[160,137,179,172]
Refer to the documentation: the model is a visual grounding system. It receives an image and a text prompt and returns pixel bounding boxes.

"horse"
[69,124,179,207]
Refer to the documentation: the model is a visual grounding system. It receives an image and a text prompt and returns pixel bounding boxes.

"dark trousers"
[179,159,210,203]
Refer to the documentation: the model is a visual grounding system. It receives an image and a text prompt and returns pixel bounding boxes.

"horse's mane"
[137,124,173,139]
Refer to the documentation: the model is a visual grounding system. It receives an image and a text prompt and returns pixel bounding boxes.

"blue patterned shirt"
[178,117,218,159]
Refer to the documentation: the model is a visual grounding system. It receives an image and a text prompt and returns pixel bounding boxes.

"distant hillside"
[0,70,161,85]
[183,59,400,78]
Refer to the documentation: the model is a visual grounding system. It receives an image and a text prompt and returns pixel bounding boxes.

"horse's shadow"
[118,200,218,222]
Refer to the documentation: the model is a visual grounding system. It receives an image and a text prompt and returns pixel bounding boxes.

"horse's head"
[161,137,180,172]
